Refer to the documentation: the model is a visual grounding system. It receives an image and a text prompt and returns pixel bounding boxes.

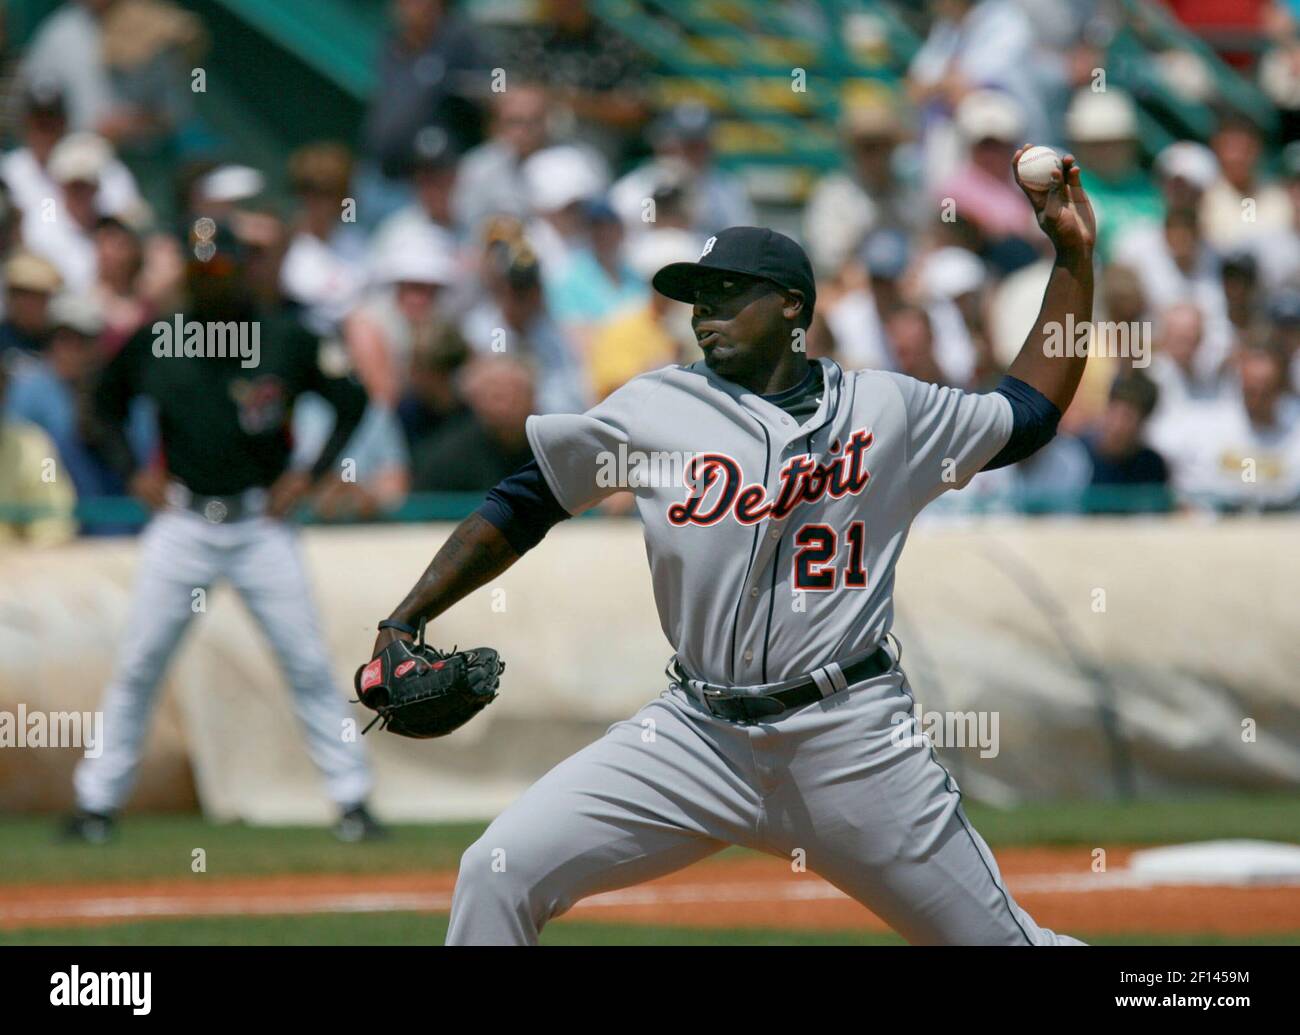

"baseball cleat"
[333,804,388,843]
[60,810,116,845]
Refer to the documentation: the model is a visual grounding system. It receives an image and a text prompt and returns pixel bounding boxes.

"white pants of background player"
[448,656,1084,946]
[74,508,371,815]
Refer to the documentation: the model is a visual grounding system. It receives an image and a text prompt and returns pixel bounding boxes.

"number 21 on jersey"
[793,522,868,591]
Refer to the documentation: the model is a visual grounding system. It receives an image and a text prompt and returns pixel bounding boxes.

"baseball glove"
[354,624,504,739]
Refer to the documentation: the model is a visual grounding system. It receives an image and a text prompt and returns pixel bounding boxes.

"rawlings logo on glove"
[354,625,504,739]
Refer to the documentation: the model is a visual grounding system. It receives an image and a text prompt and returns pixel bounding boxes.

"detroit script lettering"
[668,429,874,527]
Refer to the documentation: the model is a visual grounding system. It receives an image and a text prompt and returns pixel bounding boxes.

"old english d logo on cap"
[651,226,817,312]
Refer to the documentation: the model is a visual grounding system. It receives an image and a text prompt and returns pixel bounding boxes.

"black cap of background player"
[652,226,816,314]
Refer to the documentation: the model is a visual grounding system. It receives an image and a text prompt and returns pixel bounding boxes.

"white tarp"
[2,516,1297,820]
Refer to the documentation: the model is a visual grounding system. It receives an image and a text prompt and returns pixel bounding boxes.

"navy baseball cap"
[652,226,817,312]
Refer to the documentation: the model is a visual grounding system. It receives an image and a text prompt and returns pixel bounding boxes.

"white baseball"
[1016,146,1062,192]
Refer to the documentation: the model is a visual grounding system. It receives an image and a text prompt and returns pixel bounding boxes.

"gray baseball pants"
[446,661,1083,945]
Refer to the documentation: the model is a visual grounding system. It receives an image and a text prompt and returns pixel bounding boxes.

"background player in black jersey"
[65,221,382,844]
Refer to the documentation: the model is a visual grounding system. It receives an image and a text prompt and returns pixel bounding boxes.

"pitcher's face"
[690,274,792,381]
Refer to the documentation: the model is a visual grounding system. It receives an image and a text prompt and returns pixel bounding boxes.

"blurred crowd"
[3,0,1300,546]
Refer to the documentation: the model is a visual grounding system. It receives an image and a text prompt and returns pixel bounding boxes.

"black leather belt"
[674,644,894,724]
[167,483,266,524]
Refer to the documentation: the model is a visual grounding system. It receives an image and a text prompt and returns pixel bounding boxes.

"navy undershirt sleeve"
[983,374,1062,470]
[476,459,573,555]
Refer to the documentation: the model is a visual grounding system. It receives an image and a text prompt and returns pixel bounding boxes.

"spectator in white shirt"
[451,84,551,240]
[1251,141,1300,292]
[278,141,368,335]
[610,103,755,240]
[1201,112,1294,252]
[1,84,141,236]
[21,131,128,292]
[17,1,112,133]
[1146,302,1229,459]
[1114,205,1234,366]
[1163,340,1300,512]
[825,229,975,386]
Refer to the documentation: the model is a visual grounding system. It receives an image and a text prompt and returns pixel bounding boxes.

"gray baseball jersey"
[525,357,1012,685]
[447,357,1082,946]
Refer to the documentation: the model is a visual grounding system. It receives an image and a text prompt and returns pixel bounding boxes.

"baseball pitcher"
[367,149,1096,943]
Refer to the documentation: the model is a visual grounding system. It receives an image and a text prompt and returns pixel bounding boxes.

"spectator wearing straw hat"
[804,92,918,278]
[1065,88,1162,263]
[0,251,62,360]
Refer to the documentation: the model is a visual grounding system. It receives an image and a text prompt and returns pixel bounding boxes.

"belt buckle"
[201,498,230,524]
[700,687,737,721]
[704,690,785,723]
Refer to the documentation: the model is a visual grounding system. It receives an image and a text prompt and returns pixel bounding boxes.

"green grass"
[3,794,1296,886]
[0,913,896,946]
[959,794,1300,848]
[0,913,1294,947]
[0,816,487,885]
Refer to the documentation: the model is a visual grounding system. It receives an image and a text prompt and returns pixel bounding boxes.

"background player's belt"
[672,644,894,723]
[166,482,268,524]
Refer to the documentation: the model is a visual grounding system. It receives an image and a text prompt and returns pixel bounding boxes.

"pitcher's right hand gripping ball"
[355,629,504,739]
